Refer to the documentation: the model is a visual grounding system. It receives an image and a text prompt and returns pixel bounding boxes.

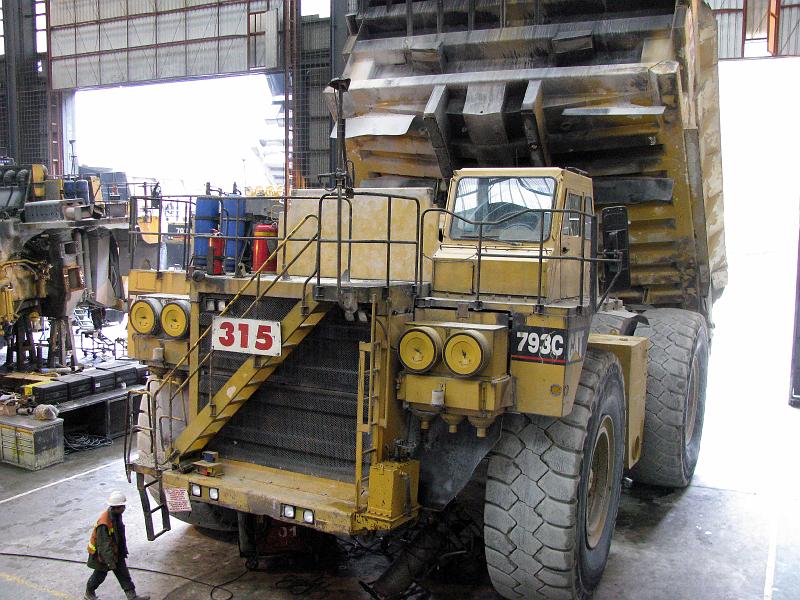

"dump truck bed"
[332,0,727,312]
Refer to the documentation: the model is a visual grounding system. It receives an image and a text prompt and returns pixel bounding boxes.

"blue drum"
[193,196,220,268]
[63,180,76,199]
[222,196,246,273]
[74,179,90,204]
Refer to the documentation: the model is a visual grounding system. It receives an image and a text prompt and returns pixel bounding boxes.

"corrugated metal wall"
[710,0,745,59]
[747,0,770,38]
[777,1,800,55]
[293,14,332,188]
[48,0,280,89]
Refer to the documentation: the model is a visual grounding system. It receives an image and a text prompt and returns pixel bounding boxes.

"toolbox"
[0,414,64,470]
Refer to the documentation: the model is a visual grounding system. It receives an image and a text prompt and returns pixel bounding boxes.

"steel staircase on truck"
[172,298,329,457]
[124,294,329,540]
[123,215,324,540]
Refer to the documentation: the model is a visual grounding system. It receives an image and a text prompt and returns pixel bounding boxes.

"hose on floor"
[0,551,249,599]
[63,433,113,455]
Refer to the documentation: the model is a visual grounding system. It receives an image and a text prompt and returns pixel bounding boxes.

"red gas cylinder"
[252,222,278,273]
[209,230,225,275]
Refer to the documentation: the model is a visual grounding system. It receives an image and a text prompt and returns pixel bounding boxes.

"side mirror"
[600,206,631,292]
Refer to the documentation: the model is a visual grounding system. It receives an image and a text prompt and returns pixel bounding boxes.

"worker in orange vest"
[85,491,150,600]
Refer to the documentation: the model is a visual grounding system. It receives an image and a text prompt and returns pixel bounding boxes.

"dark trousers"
[86,560,134,593]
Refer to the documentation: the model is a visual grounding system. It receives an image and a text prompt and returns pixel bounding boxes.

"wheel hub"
[586,415,615,550]
[685,355,701,444]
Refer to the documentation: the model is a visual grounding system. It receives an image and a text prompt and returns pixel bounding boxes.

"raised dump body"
[332,0,727,313]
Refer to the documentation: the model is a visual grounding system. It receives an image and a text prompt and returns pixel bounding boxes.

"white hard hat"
[107,491,127,507]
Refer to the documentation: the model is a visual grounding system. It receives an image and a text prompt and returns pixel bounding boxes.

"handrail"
[312,190,422,295]
[153,226,322,466]
[128,190,422,297]
[417,207,600,307]
[142,214,320,465]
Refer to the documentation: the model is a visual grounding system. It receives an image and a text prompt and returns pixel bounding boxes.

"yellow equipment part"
[162,458,420,536]
[365,461,420,523]
[0,288,15,323]
[399,327,441,373]
[129,298,160,335]
[127,335,189,365]
[587,333,648,469]
[399,373,512,414]
[443,331,490,377]
[160,300,190,339]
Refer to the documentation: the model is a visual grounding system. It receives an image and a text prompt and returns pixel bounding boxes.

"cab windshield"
[450,176,556,243]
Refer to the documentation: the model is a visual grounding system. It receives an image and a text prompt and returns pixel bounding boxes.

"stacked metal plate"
[81,368,116,394]
[95,360,140,387]
[58,373,94,401]
[32,380,69,404]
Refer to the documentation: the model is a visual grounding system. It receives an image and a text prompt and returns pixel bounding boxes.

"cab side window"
[562,192,583,236]
[584,196,594,234]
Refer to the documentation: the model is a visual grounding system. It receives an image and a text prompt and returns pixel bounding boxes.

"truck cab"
[433,167,594,304]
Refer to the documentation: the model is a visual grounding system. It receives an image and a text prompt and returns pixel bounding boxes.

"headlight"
[190,483,202,497]
[282,505,295,519]
[398,327,442,373]
[303,510,314,524]
[209,488,219,501]
[129,298,161,335]
[160,300,190,339]
[443,331,491,377]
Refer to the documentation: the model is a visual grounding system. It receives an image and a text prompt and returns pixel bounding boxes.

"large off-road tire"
[484,350,625,600]
[628,308,709,488]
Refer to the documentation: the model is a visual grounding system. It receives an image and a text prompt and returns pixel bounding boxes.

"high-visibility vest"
[87,510,118,562]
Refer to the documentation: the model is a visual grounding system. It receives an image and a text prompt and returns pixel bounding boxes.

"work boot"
[124,591,150,600]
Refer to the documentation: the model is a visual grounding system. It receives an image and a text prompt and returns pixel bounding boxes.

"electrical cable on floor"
[0,551,249,600]
[63,433,113,454]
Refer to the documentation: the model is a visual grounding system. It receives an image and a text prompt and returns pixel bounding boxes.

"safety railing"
[125,213,321,472]
[416,206,615,311]
[126,190,422,297]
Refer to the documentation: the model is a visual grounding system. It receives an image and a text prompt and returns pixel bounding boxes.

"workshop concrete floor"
[2,58,800,600]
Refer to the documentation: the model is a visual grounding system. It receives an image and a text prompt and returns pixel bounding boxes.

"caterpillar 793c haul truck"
[124,1,726,598]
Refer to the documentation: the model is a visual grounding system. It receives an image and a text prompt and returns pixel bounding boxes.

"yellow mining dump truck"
[124,2,726,599]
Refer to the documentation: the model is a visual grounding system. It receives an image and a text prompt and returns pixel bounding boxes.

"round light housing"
[160,299,190,339]
[443,330,491,377]
[398,327,442,373]
[130,298,162,335]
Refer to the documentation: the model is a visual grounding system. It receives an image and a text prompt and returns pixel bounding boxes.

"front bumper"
[159,459,419,536]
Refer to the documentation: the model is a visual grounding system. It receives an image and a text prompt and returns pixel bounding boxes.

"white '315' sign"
[211,317,282,356]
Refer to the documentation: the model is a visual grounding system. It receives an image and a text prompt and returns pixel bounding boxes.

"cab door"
[555,190,591,302]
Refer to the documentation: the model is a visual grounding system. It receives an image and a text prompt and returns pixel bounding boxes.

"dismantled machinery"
[126,2,726,599]
[0,161,127,370]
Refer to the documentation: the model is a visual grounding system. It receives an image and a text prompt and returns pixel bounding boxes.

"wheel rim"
[685,355,700,444]
[586,415,615,550]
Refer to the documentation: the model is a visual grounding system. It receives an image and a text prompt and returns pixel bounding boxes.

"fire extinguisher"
[252,222,278,273]
[209,229,224,275]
